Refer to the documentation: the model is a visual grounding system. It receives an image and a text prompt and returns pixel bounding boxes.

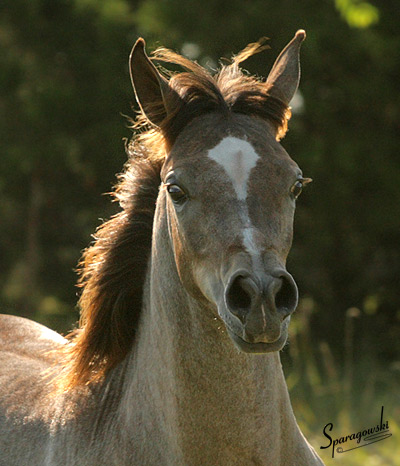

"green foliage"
[0,0,137,324]
[335,0,380,29]
[0,2,399,461]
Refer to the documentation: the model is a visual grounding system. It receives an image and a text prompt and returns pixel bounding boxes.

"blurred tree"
[0,0,399,366]
[0,0,137,330]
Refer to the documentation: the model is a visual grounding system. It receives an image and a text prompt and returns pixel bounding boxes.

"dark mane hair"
[56,40,291,391]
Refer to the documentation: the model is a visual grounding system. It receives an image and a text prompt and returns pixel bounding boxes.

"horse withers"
[0,30,324,465]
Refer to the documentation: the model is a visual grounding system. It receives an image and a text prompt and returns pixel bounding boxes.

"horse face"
[161,113,308,352]
[130,30,307,353]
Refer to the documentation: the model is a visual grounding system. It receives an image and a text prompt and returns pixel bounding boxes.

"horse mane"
[55,39,291,391]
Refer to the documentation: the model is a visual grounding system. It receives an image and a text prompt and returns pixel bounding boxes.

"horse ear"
[266,30,306,106]
[129,38,172,126]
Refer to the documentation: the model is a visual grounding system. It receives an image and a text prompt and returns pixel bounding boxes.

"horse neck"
[119,211,318,465]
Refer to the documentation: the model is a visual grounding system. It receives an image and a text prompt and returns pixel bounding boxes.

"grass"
[284,298,400,465]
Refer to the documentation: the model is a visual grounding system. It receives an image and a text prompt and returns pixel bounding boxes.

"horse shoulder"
[0,313,67,355]
[0,315,70,464]
[0,313,67,402]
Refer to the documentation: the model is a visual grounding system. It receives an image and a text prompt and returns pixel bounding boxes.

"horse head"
[130,31,309,353]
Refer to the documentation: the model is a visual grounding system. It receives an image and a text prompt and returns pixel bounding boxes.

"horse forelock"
[130,40,291,163]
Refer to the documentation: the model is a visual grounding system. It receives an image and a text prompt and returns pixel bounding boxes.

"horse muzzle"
[222,269,298,353]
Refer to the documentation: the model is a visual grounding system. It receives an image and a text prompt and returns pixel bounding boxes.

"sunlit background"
[1,1,399,464]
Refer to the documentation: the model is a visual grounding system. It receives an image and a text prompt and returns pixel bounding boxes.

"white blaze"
[208,137,262,263]
[243,227,258,256]
[207,137,259,201]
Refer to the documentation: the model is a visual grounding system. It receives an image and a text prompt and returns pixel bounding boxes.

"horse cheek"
[168,217,200,298]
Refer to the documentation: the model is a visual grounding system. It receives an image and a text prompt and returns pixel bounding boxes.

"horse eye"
[291,180,303,200]
[167,184,187,204]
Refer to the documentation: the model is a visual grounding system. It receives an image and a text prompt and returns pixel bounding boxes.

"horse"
[0,30,325,465]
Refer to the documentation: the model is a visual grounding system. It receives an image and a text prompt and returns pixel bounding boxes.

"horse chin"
[226,325,289,354]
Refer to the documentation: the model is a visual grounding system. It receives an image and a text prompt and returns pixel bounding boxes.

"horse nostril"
[274,274,298,318]
[225,275,254,315]
[225,271,297,322]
